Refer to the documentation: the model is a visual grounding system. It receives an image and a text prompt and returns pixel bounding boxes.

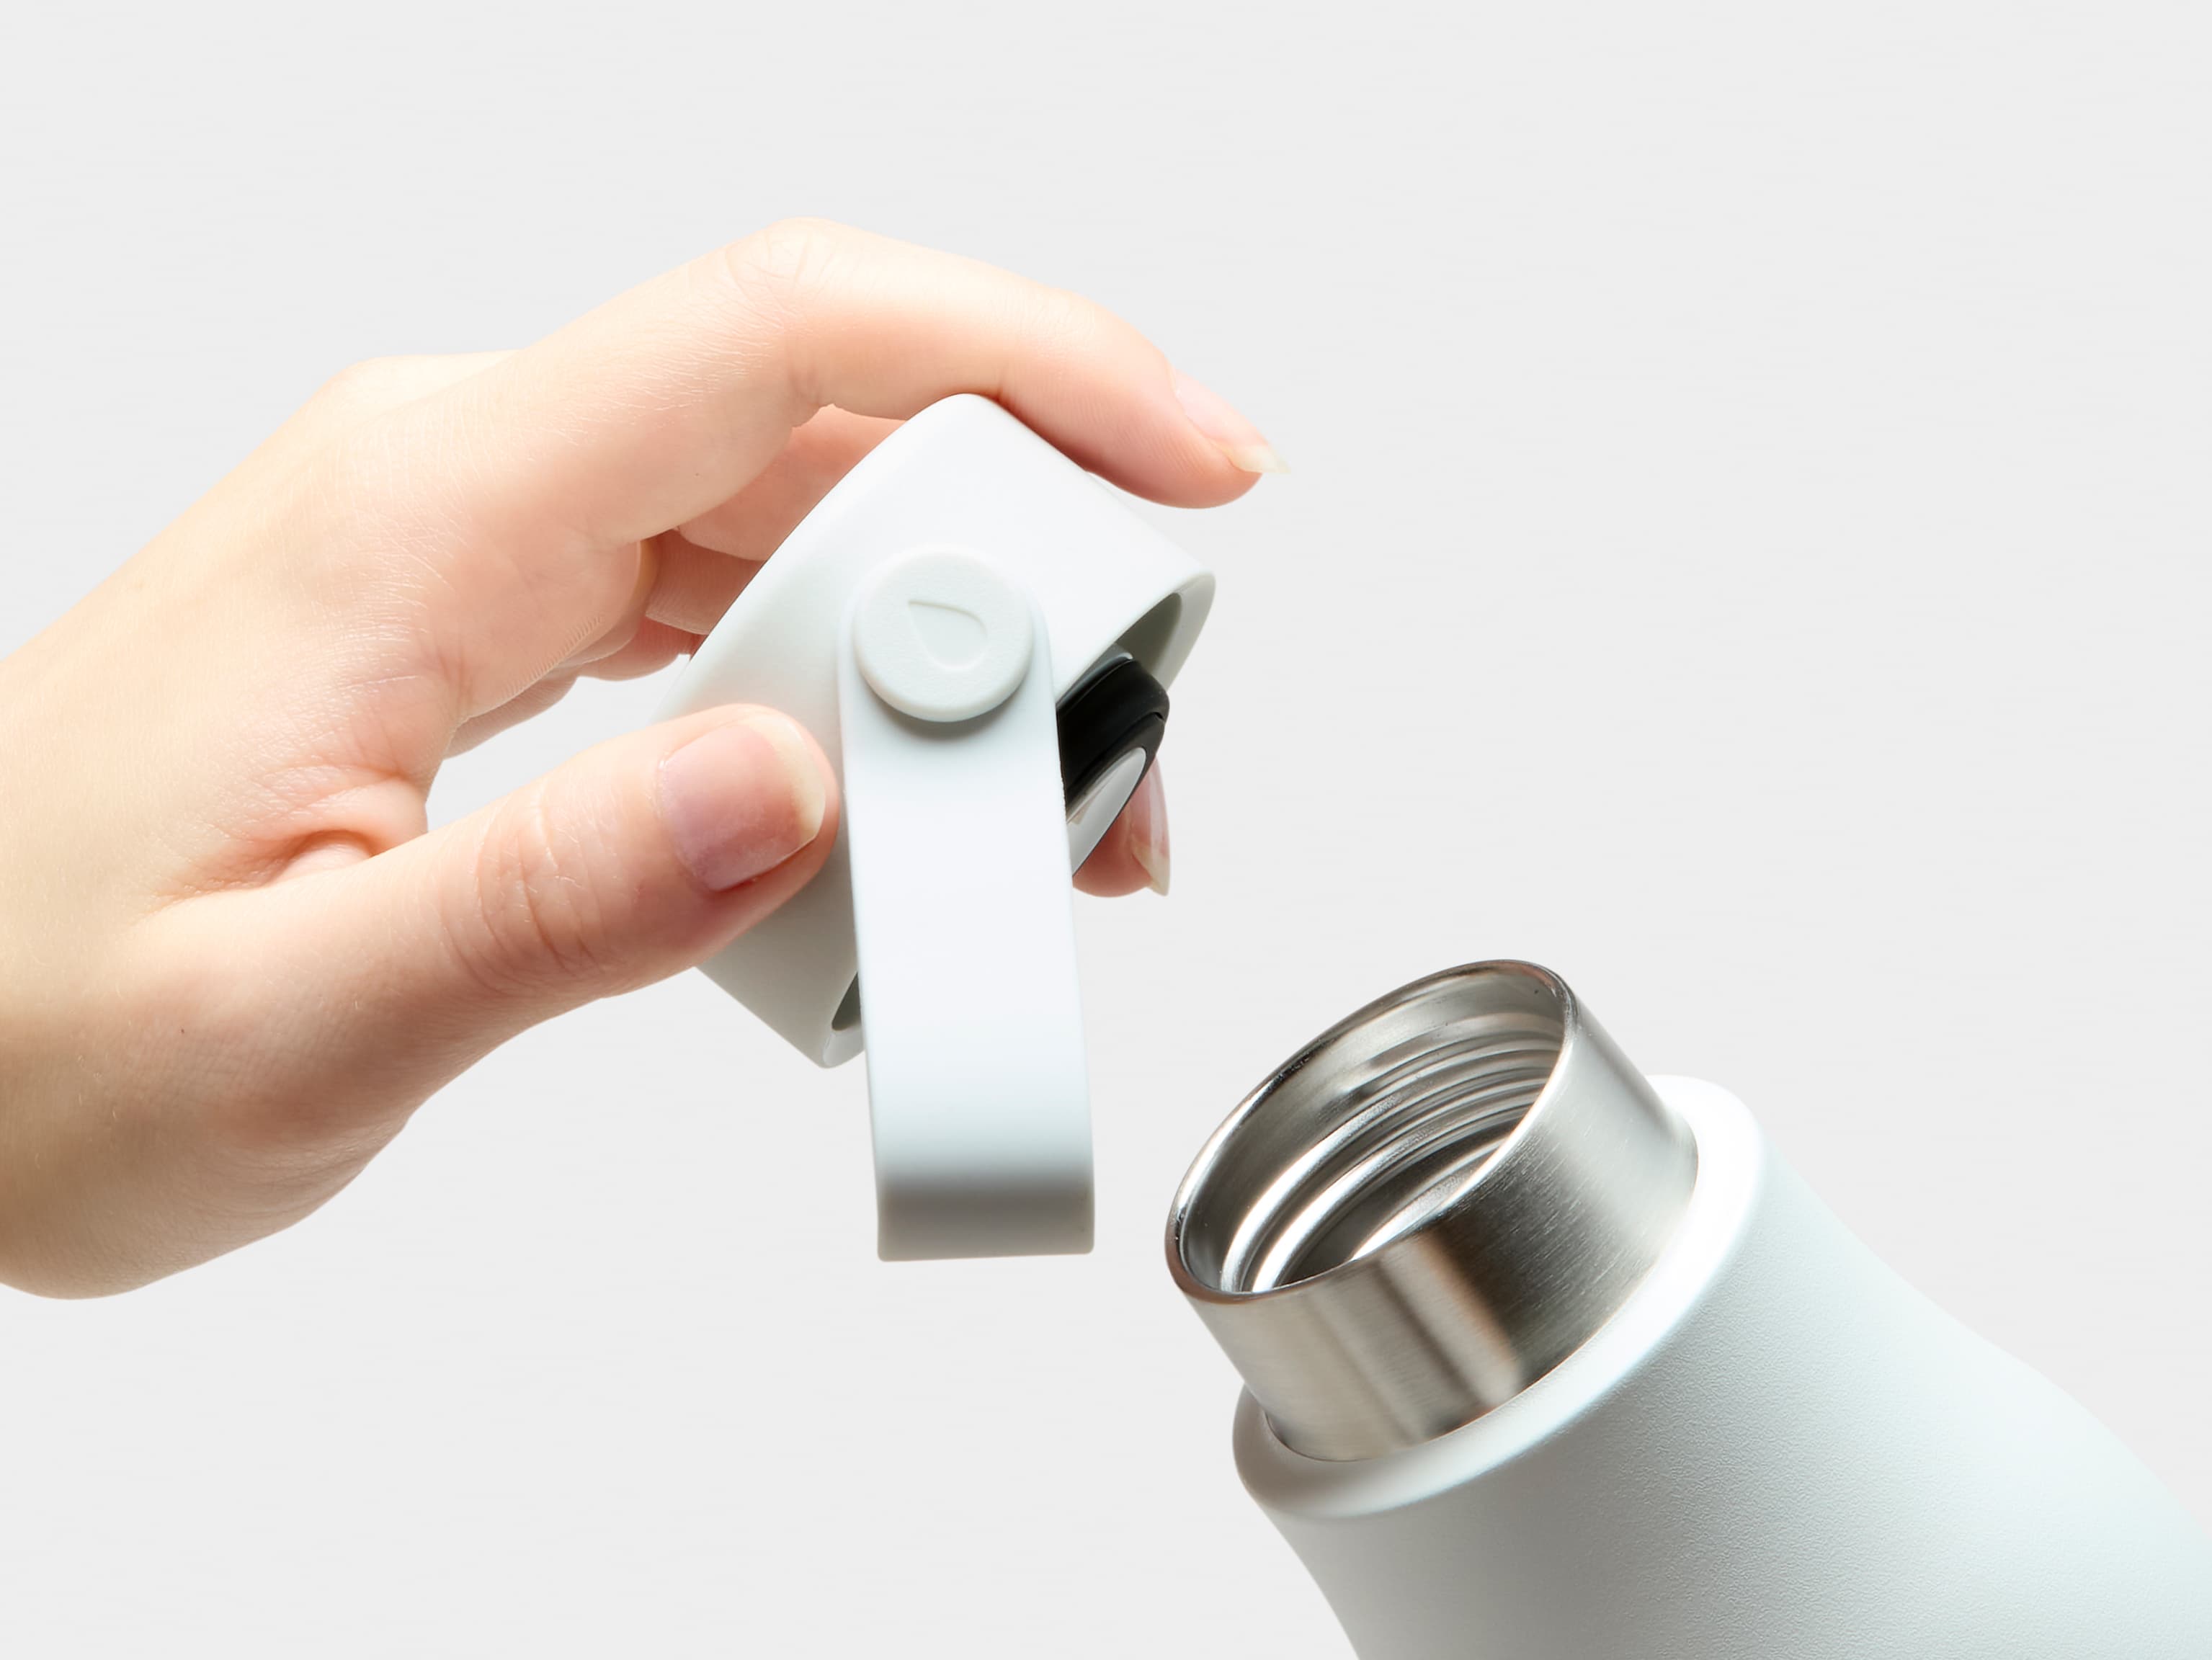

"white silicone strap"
[836,548,1093,1259]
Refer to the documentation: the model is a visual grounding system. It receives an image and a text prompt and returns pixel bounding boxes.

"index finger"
[373,220,1269,711]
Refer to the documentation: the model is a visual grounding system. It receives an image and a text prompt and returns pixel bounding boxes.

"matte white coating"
[1232,1079,2212,1657]
[656,394,1213,1070]
[838,579,1092,1259]
[849,546,1035,723]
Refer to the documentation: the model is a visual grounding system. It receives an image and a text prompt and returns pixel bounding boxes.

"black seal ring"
[1056,654,1169,808]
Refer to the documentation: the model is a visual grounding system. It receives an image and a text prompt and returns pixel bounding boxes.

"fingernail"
[659,713,828,891]
[1129,762,1171,896]
[1172,369,1287,475]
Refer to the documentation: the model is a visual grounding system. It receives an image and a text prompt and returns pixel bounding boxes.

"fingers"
[643,409,900,635]
[358,220,1276,713]
[466,218,1263,545]
[448,618,703,755]
[447,675,575,756]
[274,706,839,1068]
[642,532,760,638]
[676,406,901,563]
[1074,762,1171,897]
[569,618,701,681]
[553,522,662,669]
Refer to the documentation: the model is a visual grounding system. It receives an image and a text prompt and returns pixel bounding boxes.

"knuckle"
[710,218,849,334]
[697,220,854,412]
[447,787,617,1000]
[1027,284,1100,364]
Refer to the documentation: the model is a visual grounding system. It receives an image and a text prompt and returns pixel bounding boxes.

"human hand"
[0,220,1278,1295]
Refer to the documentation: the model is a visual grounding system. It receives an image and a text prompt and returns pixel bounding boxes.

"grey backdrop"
[3,3,2207,1654]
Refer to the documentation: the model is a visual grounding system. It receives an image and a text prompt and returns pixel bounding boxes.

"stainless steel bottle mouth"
[1167,962,1698,1461]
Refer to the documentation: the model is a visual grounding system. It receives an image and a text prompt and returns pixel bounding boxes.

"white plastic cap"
[654,396,1214,1258]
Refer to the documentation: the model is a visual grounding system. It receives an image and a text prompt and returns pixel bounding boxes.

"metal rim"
[1167,960,1698,1460]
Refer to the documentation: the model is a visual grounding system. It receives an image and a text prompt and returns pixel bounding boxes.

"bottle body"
[1233,1079,2212,1659]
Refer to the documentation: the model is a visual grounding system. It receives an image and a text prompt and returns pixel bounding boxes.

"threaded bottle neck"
[1167,962,1696,1461]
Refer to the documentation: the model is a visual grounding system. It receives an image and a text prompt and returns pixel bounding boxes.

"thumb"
[298,705,837,1065]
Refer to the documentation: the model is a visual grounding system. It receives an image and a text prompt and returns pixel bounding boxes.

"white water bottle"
[1168,961,2212,1658]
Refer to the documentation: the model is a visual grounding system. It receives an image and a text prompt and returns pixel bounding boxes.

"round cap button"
[851,547,1035,723]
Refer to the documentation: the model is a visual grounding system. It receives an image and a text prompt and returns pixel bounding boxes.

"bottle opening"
[1194,976,1566,1296]
[1168,962,1695,1460]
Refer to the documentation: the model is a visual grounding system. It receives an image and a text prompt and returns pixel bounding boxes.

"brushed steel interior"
[1167,961,1698,1461]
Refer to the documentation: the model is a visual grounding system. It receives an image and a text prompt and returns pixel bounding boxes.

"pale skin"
[0,220,1283,1298]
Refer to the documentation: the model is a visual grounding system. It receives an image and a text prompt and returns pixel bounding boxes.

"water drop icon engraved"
[906,599,989,671]
[852,546,1034,723]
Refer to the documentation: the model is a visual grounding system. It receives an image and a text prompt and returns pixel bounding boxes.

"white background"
[3,3,2208,1654]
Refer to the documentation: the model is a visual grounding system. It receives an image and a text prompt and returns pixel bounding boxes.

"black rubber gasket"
[1056,654,1169,808]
